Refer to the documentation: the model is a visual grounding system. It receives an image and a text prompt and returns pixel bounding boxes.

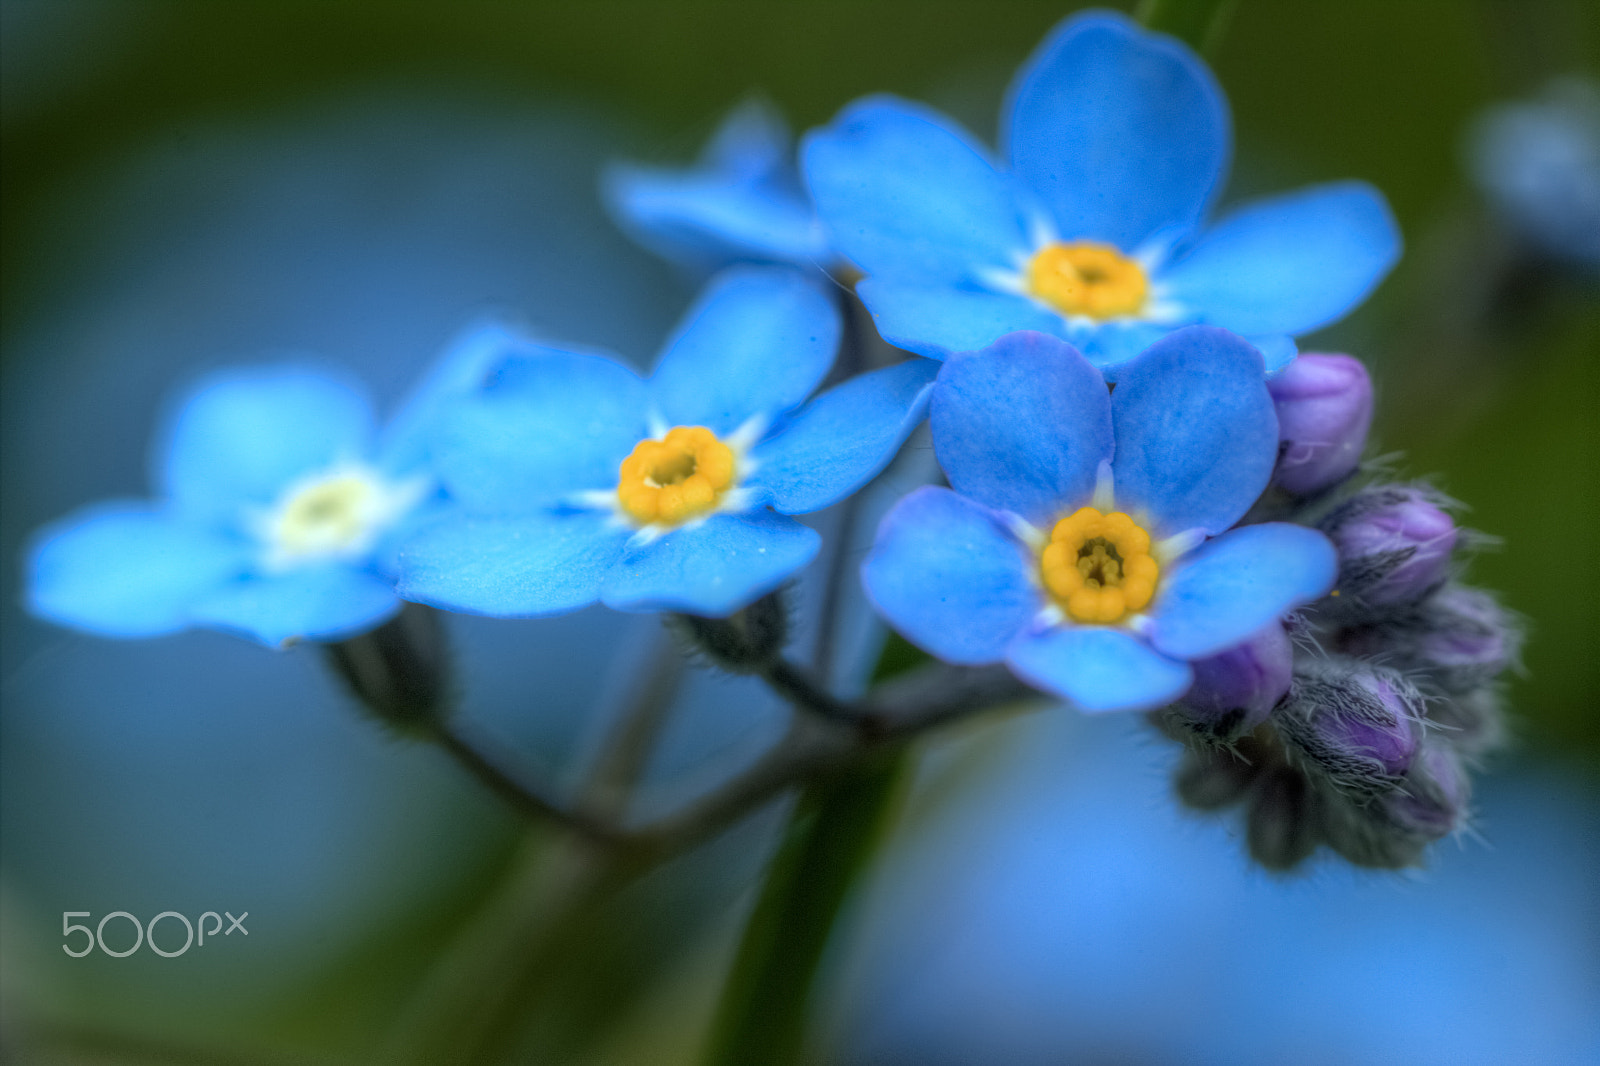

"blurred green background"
[3,2,1596,1063]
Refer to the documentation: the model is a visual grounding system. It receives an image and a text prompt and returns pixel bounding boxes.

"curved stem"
[391,620,690,1065]
[578,622,687,822]
[625,661,1040,860]
[625,720,847,862]
[811,499,862,688]
[429,654,1038,859]
[430,720,620,842]
[863,661,1036,739]
[762,657,860,723]
[811,286,870,685]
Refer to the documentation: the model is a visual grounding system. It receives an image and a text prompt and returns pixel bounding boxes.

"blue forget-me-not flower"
[605,99,834,273]
[1469,77,1600,271]
[803,11,1401,372]
[395,265,937,618]
[24,322,533,647]
[863,327,1337,713]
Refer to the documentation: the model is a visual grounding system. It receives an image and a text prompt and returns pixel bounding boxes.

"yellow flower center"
[1039,506,1160,624]
[1025,241,1149,319]
[617,425,736,526]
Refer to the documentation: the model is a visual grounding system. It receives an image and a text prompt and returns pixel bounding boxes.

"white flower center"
[255,463,425,571]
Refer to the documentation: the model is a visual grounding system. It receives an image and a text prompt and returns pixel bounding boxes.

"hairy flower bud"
[1247,767,1320,871]
[1267,353,1374,495]
[324,601,450,732]
[1174,747,1265,810]
[1279,659,1424,794]
[1321,795,1429,869]
[1320,485,1458,616]
[670,590,789,672]
[1407,585,1520,693]
[1336,584,1519,697]
[1171,623,1294,740]
[1427,687,1508,756]
[1320,741,1470,868]
[1387,742,1470,838]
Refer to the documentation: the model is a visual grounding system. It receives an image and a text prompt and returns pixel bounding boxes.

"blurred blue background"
[2,2,1596,1063]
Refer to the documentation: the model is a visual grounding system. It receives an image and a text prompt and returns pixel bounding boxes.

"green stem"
[701,749,908,1066]
[1136,0,1238,55]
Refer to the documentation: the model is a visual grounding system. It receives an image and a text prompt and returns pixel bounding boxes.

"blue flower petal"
[371,495,451,578]
[160,365,375,526]
[707,98,793,172]
[1005,12,1228,251]
[1110,326,1277,536]
[380,318,547,475]
[1145,523,1337,660]
[430,349,648,514]
[603,167,827,270]
[704,97,792,175]
[601,511,821,617]
[25,502,249,638]
[649,266,840,434]
[605,100,828,270]
[1248,333,1299,374]
[855,278,1065,361]
[803,95,1033,285]
[1077,320,1172,374]
[1004,625,1194,713]
[748,358,938,514]
[932,332,1113,526]
[1159,182,1401,336]
[188,565,400,647]
[862,487,1042,665]
[395,510,629,618]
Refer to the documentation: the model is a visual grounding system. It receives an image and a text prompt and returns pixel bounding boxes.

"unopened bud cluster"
[1153,353,1517,871]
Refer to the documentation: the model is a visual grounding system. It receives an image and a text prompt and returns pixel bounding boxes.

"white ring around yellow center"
[259,463,423,571]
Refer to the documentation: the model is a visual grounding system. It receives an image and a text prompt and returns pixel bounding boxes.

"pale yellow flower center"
[1026,241,1149,319]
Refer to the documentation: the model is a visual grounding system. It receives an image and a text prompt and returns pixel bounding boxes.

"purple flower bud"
[1387,743,1470,838]
[1267,353,1374,495]
[1326,681,1419,777]
[1173,623,1294,739]
[1320,485,1458,615]
[1280,659,1425,794]
[1333,585,1518,698]
[1410,585,1520,693]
